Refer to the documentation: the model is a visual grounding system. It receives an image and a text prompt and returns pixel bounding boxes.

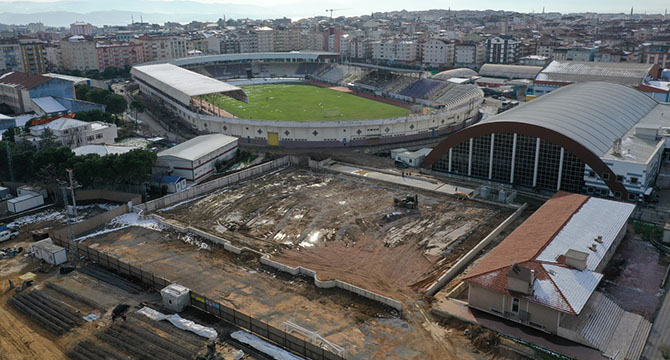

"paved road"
[326,162,474,196]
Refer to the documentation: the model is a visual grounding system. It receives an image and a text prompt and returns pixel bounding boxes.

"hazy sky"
[0,0,667,21]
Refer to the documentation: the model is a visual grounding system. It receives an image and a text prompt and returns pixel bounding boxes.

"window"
[511,297,520,313]
[588,171,596,178]
[628,193,636,201]
[631,177,638,185]
[602,173,610,181]
[614,191,621,198]
[616,175,624,183]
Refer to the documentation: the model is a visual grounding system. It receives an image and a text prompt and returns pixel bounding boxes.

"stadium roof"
[482,82,660,157]
[479,64,544,80]
[346,62,429,74]
[433,68,478,80]
[158,133,238,162]
[535,60,657,86]
[170,51,339,67]
[131,63,248,106]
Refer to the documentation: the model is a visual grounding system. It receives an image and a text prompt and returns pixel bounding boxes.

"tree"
[0,102,13,115]
[75,109,116,124]
[103,93,127,114]
[39,128,61,149]
[3,126,15,142]
[130,100,145,129]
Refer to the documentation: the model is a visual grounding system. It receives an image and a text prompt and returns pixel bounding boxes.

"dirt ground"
[79,225,492,359]
[159,168,509,297]
[600,227,669,320]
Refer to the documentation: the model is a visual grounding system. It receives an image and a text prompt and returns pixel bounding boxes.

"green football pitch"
[201,83,410,121]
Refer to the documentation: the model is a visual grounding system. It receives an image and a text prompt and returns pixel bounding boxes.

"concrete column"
[468,138,473,176]
[488,134,495,180]
[557,148,565,191]
[510,133,517,184]
[532,137,540,187]
[448,148,452,172]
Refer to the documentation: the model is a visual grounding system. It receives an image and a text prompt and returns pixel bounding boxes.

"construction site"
[3,155,667,360]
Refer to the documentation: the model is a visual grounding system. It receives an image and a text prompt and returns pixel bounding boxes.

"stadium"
[130,52,484,147]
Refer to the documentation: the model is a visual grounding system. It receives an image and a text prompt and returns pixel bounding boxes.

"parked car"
[0,229,19,243]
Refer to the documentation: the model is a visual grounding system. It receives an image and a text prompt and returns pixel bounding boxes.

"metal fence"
[51,236,345,360]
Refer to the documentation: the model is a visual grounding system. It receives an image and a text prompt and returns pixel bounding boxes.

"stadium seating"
[399,79,447,99]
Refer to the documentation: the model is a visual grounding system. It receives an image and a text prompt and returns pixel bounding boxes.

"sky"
[0,0,667,26]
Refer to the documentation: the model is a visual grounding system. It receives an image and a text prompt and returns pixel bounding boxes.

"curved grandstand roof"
[433,68,477,80]
[482,81,658,156]
[131,63,248,106]
[170,51,339,67]
[478,64,543,80]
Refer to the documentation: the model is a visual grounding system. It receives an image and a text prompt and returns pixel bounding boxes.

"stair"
[580,293,624,350]
[625,318,652,360]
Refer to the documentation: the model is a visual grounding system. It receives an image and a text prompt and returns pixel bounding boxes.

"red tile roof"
[465,192,588,279]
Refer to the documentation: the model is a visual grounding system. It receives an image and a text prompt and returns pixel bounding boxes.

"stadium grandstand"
[432,68,478,81]
[131,52,485,148]
[423,82,670,202]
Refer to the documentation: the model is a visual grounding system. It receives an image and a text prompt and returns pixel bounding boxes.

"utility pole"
[66,168,79,218]
[60,181,73,241]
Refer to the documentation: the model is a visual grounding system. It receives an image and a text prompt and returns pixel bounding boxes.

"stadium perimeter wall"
[135,76,482,148]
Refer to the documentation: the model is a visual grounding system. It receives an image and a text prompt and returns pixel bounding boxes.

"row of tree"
[75,85,127,114]
[54,66,132,81]
[0,140,156,188]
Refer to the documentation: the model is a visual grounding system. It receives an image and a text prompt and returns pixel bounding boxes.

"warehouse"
[423,82,670,201]
[152,134,238,182]
[533,60,661,96]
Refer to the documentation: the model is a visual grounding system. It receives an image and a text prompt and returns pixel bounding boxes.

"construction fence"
[138,156,299,213]
[49,236,346,360]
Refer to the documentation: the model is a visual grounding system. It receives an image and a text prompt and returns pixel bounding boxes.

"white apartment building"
[0,42,24,72]
[454,43,485,68]
[372,40,418,62]
[255,27,274,52]
[29,118,117,149]
[422,38,454,67]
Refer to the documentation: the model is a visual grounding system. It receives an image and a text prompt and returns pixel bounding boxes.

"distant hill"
[0,0,298,26]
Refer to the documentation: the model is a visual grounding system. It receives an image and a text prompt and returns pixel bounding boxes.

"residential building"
[644,46,670,69]
[70,22,94,36]
[96,42,144,70]
[60,35,98,71]
[255,27,274,52]
[29,117,117,148]
[485,35,520,64]
[422,38,454,67]
[372,40,418,63]
[454,42,485,69]
[134,35,172,62]
[18,38,47,74]
[0,41,24,72]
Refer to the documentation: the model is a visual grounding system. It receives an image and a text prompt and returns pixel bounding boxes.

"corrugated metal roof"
[433,68,478,80]
[479,64,544,80]
[131,63,248,106]
[170,51,338,67]
[32,97,68,114]
[543,264,602,314]
[536,60,655,86]
[0,71,52,89]
[158,133,238,162]
[537,197,635,270]
[481,82,659,156]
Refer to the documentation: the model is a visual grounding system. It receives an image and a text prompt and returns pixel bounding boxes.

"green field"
[202,83,410,121]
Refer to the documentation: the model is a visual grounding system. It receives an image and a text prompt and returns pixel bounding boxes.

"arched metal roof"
[433,68,478,80]
[483,82,658,156]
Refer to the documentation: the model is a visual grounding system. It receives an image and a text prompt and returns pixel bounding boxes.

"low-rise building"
[464,192,645,355]
[152,133,238,182]
[29,117,117,148]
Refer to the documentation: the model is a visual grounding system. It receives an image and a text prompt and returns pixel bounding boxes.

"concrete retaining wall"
[259,256,403,312]
[75,190,141,205]
[52,204,130,240]
[424,203,528,297]
[138,156,295,213]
